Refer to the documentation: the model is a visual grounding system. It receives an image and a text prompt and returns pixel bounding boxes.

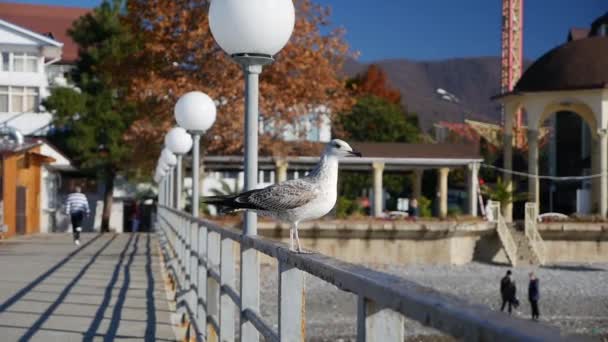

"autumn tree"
[44,0,137,231]
[347,64,401,104]
[120,0,353,172]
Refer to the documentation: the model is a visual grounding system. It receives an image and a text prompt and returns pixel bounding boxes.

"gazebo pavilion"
[497,18,608,221]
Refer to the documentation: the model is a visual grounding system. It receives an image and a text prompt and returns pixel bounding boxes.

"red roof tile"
[0,2,89,63]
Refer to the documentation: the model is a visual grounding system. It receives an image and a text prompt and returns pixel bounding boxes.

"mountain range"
[343,57,521,132]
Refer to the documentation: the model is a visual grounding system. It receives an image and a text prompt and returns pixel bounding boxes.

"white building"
[0,2,87,135]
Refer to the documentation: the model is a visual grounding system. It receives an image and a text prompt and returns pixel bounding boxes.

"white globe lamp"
[174,92,217,133]
[165,127,193,155]
[161,148,177,166]
[209,0,295,58]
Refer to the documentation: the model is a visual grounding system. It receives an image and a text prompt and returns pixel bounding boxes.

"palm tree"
[482,177,527,215]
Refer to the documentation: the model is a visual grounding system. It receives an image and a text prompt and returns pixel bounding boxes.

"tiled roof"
[0,2,88,63]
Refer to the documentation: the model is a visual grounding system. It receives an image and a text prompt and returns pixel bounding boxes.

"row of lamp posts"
[154,1,295,340]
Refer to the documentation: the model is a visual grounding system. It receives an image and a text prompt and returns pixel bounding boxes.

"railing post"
[185,217,192,312]
[356,296,404,342]
[279,262,306,342]
[208,231,221,340]
[240,245,259,342]
[197,224,208,340]
[220,237,236,342]
[189,221,198,325]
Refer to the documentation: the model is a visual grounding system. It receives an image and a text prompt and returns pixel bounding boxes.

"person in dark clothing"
[408,198,419,220]
[500,270,517,314]
[528,272,540,321]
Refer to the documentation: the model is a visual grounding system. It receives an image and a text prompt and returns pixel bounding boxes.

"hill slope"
[344,57,511,132]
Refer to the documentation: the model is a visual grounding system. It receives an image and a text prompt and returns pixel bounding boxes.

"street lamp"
[174,91,216,217]
[210,0,295,236]
[165,127,193,210]
[209,1,295,340]
[158,158,174,207]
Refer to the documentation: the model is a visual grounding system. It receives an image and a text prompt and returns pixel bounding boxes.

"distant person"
[500,270,517,314]
[408,198,419,219]
[528,272,540,321]
[131,202,140,233]
[65,186,90,246]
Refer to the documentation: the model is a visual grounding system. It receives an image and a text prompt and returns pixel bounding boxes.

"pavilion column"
[372,162,385,217]
[598,129,608,217]
[528,129,540,207]
[437,168,449,218]
[467,163,479,216]
[591,137,600,212]
[502,102,516,222]
[412,169,423,199]
[275,159,288,183]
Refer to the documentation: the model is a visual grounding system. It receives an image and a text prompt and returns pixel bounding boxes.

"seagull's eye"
[332,142,340,148]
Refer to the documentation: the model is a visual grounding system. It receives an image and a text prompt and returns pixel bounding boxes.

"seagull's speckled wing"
[236,179,318,212]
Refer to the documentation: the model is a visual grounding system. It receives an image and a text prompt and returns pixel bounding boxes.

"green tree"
[336,95,419,143]
[336,95,420,211]
[44,0,137,232]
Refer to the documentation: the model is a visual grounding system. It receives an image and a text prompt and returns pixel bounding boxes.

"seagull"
[203,139,362,252]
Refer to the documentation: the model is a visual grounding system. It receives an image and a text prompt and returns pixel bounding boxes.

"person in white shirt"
[65,186,90,246]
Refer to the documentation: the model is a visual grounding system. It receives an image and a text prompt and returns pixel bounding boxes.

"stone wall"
[539,223,608,263]
[258,220,493,265]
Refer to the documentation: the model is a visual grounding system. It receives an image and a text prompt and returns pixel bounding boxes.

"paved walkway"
[0,233,177,342]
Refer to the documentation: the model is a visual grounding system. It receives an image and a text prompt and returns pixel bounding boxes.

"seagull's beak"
[349,150,362,157]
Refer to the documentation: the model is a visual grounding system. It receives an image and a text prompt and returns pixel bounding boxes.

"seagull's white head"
[324,139,362,158]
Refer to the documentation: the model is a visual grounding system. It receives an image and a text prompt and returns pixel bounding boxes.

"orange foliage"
[349,64,401,104]
[121,0,354,170]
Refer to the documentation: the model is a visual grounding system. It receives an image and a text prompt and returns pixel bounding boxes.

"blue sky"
[6,0,608,61]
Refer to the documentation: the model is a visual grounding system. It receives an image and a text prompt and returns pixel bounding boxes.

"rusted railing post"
[356,296,403,342]
[220,237,236,341]
[279,262,306,342]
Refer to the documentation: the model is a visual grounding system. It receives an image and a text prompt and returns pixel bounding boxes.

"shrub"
[418,196,432,217]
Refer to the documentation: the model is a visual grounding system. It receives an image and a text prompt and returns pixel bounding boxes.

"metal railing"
[157,205,576,342]
[525,202,546,265]
[488,201,518,267]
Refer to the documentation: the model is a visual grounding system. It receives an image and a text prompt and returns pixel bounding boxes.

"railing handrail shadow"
[157,205,581,342]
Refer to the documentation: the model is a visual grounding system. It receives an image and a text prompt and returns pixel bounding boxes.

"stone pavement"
[0,233,178,342]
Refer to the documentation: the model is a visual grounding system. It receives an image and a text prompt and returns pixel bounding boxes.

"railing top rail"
[159,205,579,341]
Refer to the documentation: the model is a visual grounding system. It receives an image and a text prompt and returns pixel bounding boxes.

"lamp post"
[161,148,178,208]
[174,92,216,218]
[158,158,175,208]
[209,1,295,341]
[165,128,194,211]
[210,0,294,236]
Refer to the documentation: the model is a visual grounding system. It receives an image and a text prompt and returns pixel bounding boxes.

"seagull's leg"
[289,226,295,251]
[294,222,303,253]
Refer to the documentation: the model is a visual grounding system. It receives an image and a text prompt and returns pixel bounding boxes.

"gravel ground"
[259,261,608,341]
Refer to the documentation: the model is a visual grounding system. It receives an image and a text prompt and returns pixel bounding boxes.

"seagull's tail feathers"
[201,191,260,214]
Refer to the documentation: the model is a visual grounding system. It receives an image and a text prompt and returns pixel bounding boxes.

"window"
[0,87,7,112]
[0,52,38,72]
[0,86,39,113]
[1,52,9,71]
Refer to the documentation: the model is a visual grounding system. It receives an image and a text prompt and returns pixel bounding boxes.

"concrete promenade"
[0,233,177,342]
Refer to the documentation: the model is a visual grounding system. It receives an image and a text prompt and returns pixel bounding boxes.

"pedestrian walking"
[528,272,540,321]
[500,270,517,314]
[65,186,90,246]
